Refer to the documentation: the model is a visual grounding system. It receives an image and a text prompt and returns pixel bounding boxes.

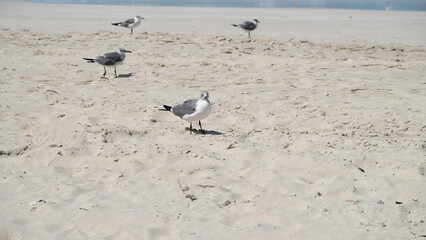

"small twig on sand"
[177,179,184,193]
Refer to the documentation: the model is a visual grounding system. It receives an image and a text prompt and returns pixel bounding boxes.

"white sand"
[0,2,425,239]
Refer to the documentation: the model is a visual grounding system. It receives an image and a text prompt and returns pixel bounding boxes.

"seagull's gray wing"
[121,18,135,27]
[172,99,198,118]
[240,21,257,30]
[95,52,122,65]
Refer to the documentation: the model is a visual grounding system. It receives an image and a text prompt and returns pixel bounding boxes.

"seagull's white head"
[253,19,260,24]
[136,16,144,20]
[118,48,132,54]
[200,91,209,101]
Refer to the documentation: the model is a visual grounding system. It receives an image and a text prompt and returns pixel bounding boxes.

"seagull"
[111,16,144,34]
[231,19,260,38]
[83,48,131,78]
[162,91,212,134]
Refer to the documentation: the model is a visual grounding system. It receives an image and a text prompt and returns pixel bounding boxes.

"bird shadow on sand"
[185,128,224,135]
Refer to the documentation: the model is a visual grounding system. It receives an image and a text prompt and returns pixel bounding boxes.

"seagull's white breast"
[129,18,141,29]
[182,100,211,122]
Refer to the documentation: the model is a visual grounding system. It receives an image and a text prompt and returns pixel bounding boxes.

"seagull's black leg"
[131,29,133,34]
[248,31,251,39]
[199,121,205,134]
[114,67,117,78]
[189,122,192,134]
[103,66,107,77]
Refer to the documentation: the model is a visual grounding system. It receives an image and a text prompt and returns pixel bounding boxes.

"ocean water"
[3,0,426,11]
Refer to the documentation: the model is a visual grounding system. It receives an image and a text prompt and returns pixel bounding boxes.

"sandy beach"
[0,2,425,239]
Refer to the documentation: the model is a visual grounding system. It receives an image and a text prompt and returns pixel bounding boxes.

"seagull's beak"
[125,50,132,53]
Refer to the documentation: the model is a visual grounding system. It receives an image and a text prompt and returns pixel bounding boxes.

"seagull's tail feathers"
[111,22,121,26]
[161,105,172,112]
[83,58,95,63]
